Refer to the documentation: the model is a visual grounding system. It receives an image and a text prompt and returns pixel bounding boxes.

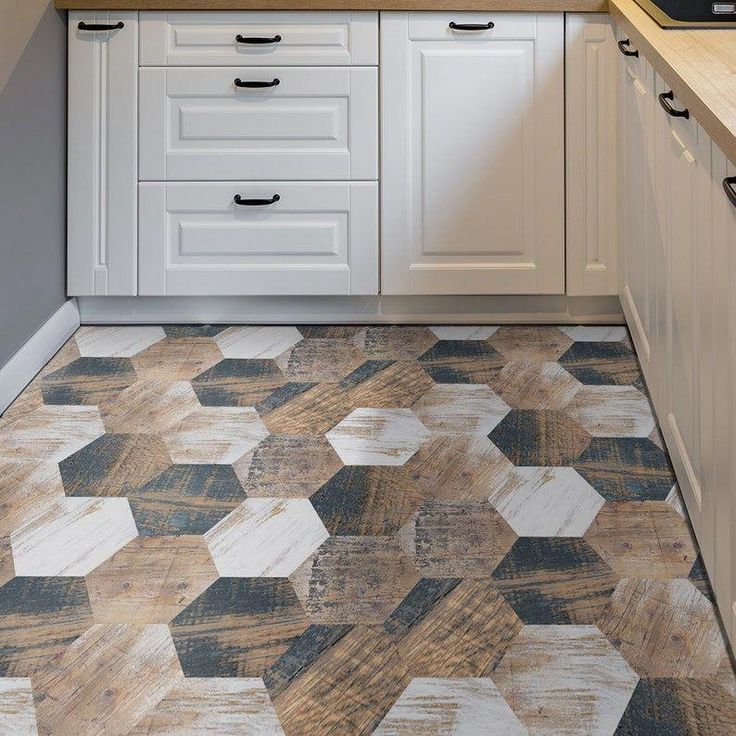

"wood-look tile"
[385,578,522,678]
[489,409,592,467]
[559,341,643,386]
[399,501,516,579]
[0,382,44,427]
[127,464,245,536]
[0,406,104,462]
[341,361,435,409]
[574,438,677,501]
[234,435,343,498]
[162,325,227,338]
[585,502,697,578]
[205,498,329,577]
[74,326,166,358]
[290,536,419,625]
[614,678,736,735]
[404,435,514,502]
[85,536,218,624]
[326,408,430,466]
[40,358,137,406]
[0,678,37,735]
[560,326,629,342]
[215,326,302,359]
[490,360,582,410]
[489,326,574,362]
[298,325,365,339]
[354,326,438,360]
[162,406,269,464]
[59,434,171,498]
[489,467,605,537]
[100,380,199,435]
[565,385,656,437]
[311,466,424,536]
[689,555,717,604]
[598,579,726,679]
[129,677,285,736]
[0,539,14,589]
[260,383,354,436]
[0,463,65,537]
[374,677,527,735]
[711,654,736,700]
[273,625,411,736]
[429,326,500,340]
[191,359,286,408]
[491,537,619,625]
[0,577,93,677]
[493,625,639,736]
[38,338,82,378]
[276,338,366,382]
[412,384,510,435]
[417,340,506,384]
[666,484,687,517]
[32,623,183,736]
[11,497,138,577]
[131,337,223,381]
[170,578,310,678]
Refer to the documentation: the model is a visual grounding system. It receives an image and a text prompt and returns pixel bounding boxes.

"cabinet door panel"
[381,12,564,295]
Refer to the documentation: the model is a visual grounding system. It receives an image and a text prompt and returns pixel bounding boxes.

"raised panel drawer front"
[381,12,565,295]
[139,11,378,66]
[139,67,378,181]
[138,181,378,296]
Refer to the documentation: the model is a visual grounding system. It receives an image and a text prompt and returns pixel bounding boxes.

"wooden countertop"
[610,0,736,165]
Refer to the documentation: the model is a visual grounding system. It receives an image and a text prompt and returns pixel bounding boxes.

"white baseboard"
[78,295,624,325]
[0,299,80,416]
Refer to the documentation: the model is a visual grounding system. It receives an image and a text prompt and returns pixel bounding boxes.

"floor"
[0,324,734,735]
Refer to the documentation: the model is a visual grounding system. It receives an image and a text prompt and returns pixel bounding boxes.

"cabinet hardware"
[617,39,639,57]
[77,21,124,31]
[234,194,281,206]
[234,78,280,88]
[724,177,736,209]
[658,91,690,119]
[448,21,495,31]
[236,34,282,44]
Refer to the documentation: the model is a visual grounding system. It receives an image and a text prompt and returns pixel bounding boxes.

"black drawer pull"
[234,77,280,89]
[617,39,639,57]
[78,21,124,31]
[236,34,282,44]
[658,90,690,119]
[234,194,281,207]
[449,21,495,31]
[724,177,736,209]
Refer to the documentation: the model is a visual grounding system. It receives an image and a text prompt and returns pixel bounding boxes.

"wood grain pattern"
[0,678,38,736]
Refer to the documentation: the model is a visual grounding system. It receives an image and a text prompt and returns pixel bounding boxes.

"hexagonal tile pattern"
[0,462,65,537]
[40,357,138,406]
[489,467,605,537]
[412,384,510,435]
[490,361,582,410]
[598,579,726,678]
[341,360,435,409]
[326,408,430,466]
[162,406,269,464]
[205,498,329,577]
[560,326,629,342]
[490,326,574,362]
[130,337,223,381]
[275,338,365,382]
[0,678,37,735]
[489,409,592,466]
[354,326,438,360]
[374,678,527,735]
[493,625,639,735]
[191,359,287,407]
[215,326,303,359]
[74,326,166,357]
[429,326,499,340]
[559,341,643,386]
[417,340,506,384]
[565,386,656,437]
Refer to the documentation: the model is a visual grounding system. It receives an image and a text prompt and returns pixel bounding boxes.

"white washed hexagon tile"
[74,326,166,357]
[215,326,303,359]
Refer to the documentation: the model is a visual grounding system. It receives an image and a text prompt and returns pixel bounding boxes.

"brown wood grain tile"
[0,462,65,536]
[490,360,581,410]
[261,383,354,436]
[490,326,574,362]
[354,326,438,360]
[275,339,365,382]
[132,337,223,381]
[343,361,435,409]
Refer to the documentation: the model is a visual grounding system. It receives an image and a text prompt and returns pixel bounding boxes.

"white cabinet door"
[381,12,564,295]
[139,181,378,296]
[67,12,138,296]
[139,66,378,181]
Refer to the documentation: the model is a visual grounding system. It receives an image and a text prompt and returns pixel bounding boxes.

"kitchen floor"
[0,324,734,735]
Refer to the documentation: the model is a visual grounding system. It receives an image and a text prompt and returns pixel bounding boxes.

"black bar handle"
[78,21,124,31]
[234,77,280,89]
[658,90,690,119]
[234,194,281,207]
[724,177,736,209]
[236,34,282,44]
[617,39,639,57]
[449,21,495,31]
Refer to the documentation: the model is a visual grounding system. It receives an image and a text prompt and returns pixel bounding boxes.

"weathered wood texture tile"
[191,359,287,407]
[565,385,655,437]
[417,340,506,383]
[342,361,435,409]
[74,326,165,358]
[0,463,65,537]
[559,341,643,386]
[40,358,138,406]
[276,338,366,382]
[490,326,574,362]
[0,677,38,736]
[215,326,302,359]
[490,360,581,410]
[132,337,223,381]
[355,326,438,360]
[260,383,354,436]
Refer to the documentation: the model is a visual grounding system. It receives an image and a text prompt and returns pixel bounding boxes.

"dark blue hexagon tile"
[192,358,287,407]
[559,341,643,386]
[417,340,506,384]
[40,357,137,406]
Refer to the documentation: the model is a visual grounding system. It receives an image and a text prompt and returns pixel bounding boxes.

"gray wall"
[0,3,67,369]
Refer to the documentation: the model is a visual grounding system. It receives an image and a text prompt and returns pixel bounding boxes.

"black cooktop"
[635,0,736,27]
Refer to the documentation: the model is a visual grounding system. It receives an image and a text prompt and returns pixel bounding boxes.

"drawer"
[139,66,378,181]
[407,12,541,41]
[140,11,378,66]
[138,181,378,296]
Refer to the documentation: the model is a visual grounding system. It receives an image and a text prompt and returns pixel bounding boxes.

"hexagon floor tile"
[0,323,734,734]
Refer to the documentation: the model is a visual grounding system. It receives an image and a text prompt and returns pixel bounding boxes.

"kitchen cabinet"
[380,12,565,295]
